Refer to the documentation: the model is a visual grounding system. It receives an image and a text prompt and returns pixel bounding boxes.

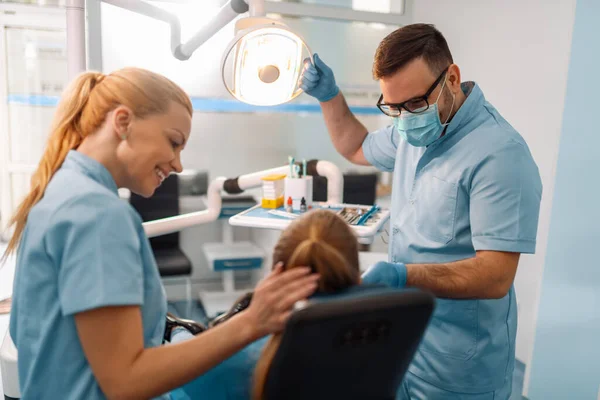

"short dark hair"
[373,23,453,80]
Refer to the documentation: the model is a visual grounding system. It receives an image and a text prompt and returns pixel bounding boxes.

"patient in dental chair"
[169,208,361,400]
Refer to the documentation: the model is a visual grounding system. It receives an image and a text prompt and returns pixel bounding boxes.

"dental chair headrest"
[264,285,435,400]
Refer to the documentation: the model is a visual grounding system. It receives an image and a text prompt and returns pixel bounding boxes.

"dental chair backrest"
[263,286,435,400]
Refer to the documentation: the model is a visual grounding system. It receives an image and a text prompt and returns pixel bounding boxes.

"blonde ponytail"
[1,72,103,262]
[287,237,358,293]
[252,334,282,400]
[252,209,360,399]
[1,67,192,262]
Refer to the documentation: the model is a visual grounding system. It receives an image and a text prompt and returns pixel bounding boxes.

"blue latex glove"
[299,53,340,102]
[361,261,408,288]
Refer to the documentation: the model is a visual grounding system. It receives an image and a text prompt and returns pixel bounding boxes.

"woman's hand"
[244,263,319,339]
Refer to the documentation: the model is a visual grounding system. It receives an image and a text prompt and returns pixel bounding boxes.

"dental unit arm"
[143,159,343,238]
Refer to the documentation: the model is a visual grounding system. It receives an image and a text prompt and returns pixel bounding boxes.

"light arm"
[102,0,249,61]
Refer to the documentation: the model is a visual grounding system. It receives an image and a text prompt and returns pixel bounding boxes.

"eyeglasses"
[376,67,449,117]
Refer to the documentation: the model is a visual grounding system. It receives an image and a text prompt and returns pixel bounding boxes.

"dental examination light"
[221,17,313,106]
[68,0,311,106]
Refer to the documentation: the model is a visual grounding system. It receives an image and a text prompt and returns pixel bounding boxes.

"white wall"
[527,1,600,397]
[409,0,577,394]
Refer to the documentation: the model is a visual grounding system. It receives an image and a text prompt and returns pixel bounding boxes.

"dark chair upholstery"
[129,174,192,277]
[313,173,379,205]
[263,286,435,400]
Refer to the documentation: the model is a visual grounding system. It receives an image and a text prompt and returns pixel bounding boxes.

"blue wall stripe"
[7,94,59,107]
[7,94,381,115]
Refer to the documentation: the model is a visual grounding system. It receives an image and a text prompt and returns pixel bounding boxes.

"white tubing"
[66,0,86,79]
[143,161,343,238]
[316,160,343,204]
[143,177,225,238]
[236,166,289,191]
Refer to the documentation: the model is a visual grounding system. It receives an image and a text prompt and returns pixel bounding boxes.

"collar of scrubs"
[432,81,482,147]
[62,150,119,195]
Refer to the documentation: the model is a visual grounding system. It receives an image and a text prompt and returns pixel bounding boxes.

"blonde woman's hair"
[1,67,192,262]
[252,209,360,400]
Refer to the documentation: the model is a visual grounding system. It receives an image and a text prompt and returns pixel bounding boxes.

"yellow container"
[261,196,284,209]
[261,174,286,208]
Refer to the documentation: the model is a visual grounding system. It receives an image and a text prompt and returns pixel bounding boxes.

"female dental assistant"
[2,67,319,400]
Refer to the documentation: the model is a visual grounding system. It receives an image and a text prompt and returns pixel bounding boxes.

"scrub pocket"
[421,298,478,360]
[415,176,458,244]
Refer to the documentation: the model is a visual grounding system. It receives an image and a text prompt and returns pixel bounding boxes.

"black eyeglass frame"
[376,67,450,116]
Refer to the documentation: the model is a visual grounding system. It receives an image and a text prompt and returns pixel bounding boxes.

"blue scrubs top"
[10,150,169,399]
[363,82,542,393]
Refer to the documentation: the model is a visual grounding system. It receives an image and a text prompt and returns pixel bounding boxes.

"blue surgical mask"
[393,80,455,147]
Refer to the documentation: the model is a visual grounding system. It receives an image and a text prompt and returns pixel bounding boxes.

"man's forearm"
[405,252,519,299]
[320,93,370,164]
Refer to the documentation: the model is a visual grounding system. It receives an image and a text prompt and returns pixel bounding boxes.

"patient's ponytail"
[252,209,360,399]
